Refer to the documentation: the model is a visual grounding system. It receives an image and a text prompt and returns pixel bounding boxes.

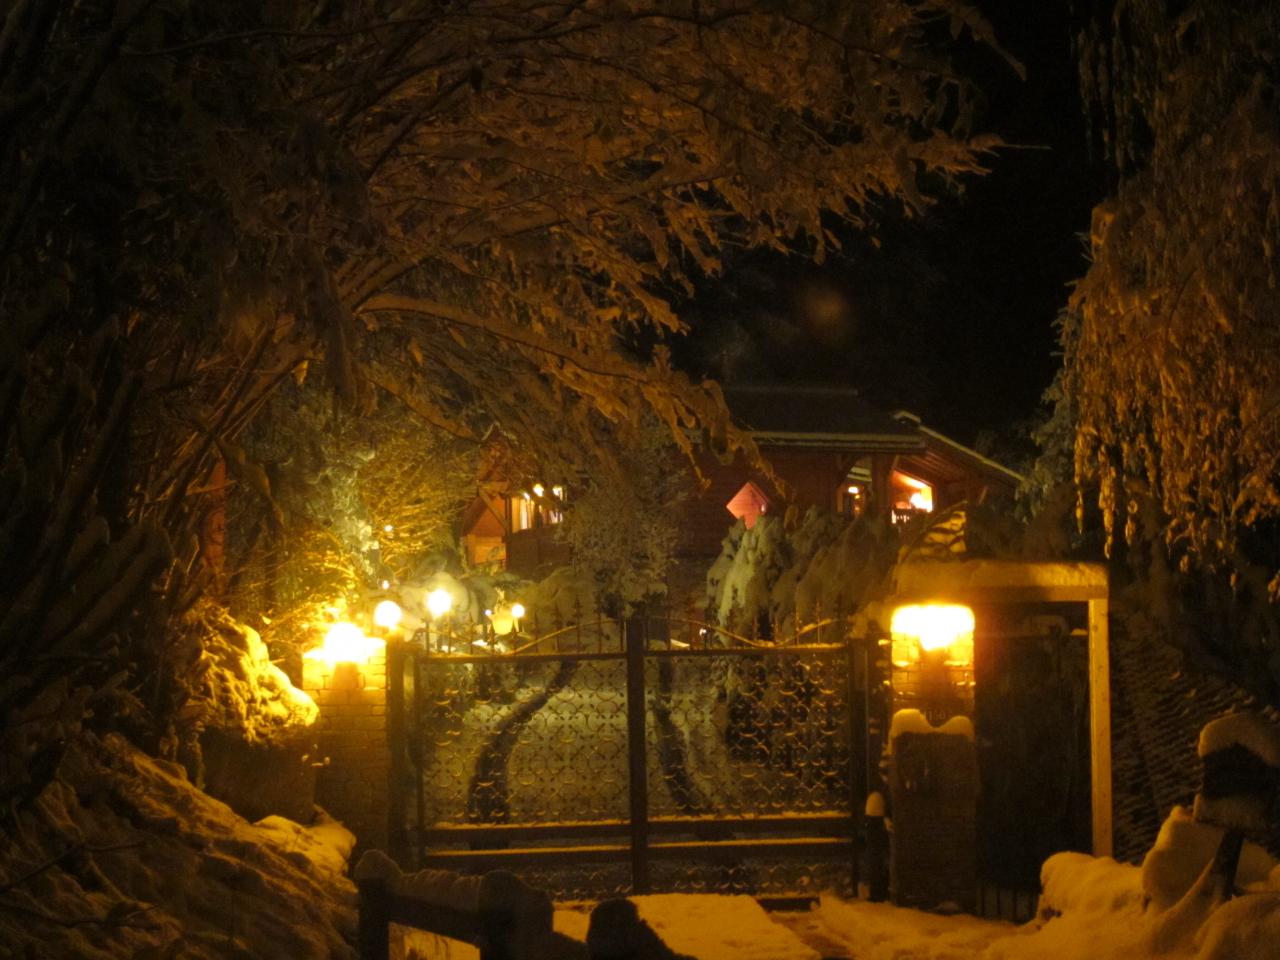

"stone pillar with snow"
[888,710,979,912]
[303,652,391,853]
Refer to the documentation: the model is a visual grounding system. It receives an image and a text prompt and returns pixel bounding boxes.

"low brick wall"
[303,653,390,853]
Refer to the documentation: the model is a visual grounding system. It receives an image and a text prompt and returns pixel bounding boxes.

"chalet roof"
[724,386,1027,487]
[724,384,921,451]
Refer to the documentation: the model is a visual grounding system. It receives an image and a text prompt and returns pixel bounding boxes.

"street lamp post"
[426,587,453,653]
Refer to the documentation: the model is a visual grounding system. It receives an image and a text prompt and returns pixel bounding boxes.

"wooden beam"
[1088,598,1113,857]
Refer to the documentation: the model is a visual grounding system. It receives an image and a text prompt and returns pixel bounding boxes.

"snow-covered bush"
[704,508,898,639]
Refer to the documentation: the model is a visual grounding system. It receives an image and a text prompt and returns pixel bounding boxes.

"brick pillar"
[890,731,978,912]
[303,652,390,853]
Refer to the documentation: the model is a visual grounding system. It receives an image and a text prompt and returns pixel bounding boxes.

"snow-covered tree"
[1064,0,1280,697]
[1068,1,1280,565]
[0,0,1006,757]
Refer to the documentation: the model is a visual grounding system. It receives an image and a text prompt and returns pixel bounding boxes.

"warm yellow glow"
[847,484,860,494]
[899,474,929,490]
[373,600,402,630]
[426,587,453,619]
[551,485,564,498]
[383,523,394,533]
[908,489,933,511]
[304,622,383,666]
[532,483,545,497]
[510,602,526,620]
[890,603,975,665]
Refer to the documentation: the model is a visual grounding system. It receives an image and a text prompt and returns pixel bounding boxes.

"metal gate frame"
[386,615,871,899]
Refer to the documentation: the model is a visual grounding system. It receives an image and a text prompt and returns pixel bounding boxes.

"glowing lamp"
[373,599,403,630]
[532,483,545,497]
[304,622,383,666]
[426,587,453,619]
[890,603,975,667]
[510,602,526,620]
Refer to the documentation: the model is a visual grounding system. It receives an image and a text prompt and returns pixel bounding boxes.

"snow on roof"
[1198,712,1280,766]
[725,384,918,442]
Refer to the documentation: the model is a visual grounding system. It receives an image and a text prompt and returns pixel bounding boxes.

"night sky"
[680,1,1108,448]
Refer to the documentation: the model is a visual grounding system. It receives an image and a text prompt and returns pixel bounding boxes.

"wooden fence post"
[357,877,390,960]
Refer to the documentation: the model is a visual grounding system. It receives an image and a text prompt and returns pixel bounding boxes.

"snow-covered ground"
[403,805,1280,960]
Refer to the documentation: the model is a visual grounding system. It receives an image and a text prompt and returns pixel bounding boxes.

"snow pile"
[812,894,1011,960]
[808,826,1280,959]
[196,604,317,741]
[1142,805,1276,910]
[0,732,357,959]
[1198,712,1280,766]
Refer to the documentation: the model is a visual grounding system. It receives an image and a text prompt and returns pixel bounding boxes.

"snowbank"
[0,733,356,959]
[1142,805,1276,910]
[198,607,318,741]
[808,824,1280,960]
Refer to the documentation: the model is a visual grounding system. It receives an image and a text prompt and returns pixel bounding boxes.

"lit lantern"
[304,622,383,667]
[373,599,403,631]
[426,587,453,620]
[510,602,525,621]
[890,603,975,667]
[532,483,545,497]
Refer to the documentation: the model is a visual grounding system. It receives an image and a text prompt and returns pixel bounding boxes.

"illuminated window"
[841,482,865,517]
[726,481,770,529]
[890,471,933,523]
[511,493,535,532]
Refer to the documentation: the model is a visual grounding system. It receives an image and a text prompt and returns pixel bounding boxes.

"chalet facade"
[461,384,1024,580]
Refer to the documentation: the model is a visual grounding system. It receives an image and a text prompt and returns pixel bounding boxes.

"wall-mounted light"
[889,603,975,667]
[426,587,453,620]
[304,622,383,667]
[373,599,403,631]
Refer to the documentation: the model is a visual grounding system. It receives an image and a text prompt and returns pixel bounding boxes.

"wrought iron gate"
[387,616,868,901]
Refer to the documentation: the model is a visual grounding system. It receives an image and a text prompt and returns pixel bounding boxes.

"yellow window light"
[373,599,402,630]
[303,622,383,667]
[890,603,975,666]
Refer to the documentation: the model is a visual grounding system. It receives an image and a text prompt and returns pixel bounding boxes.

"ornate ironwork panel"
[645,650,851,819]
[401,621,860,900]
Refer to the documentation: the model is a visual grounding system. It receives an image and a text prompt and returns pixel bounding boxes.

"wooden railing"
[355,851,583,960]
[355,851,706,960]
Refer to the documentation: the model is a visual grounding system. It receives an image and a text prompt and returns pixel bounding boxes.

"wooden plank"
[420,813,854,844]
[383,895,477,944]
[1088,598,1113,857]
[647,837,853,861]
[419,837,854,870]
[422,844,632,869]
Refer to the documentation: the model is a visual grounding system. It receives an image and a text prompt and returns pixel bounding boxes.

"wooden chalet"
[461,384,1024,579]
